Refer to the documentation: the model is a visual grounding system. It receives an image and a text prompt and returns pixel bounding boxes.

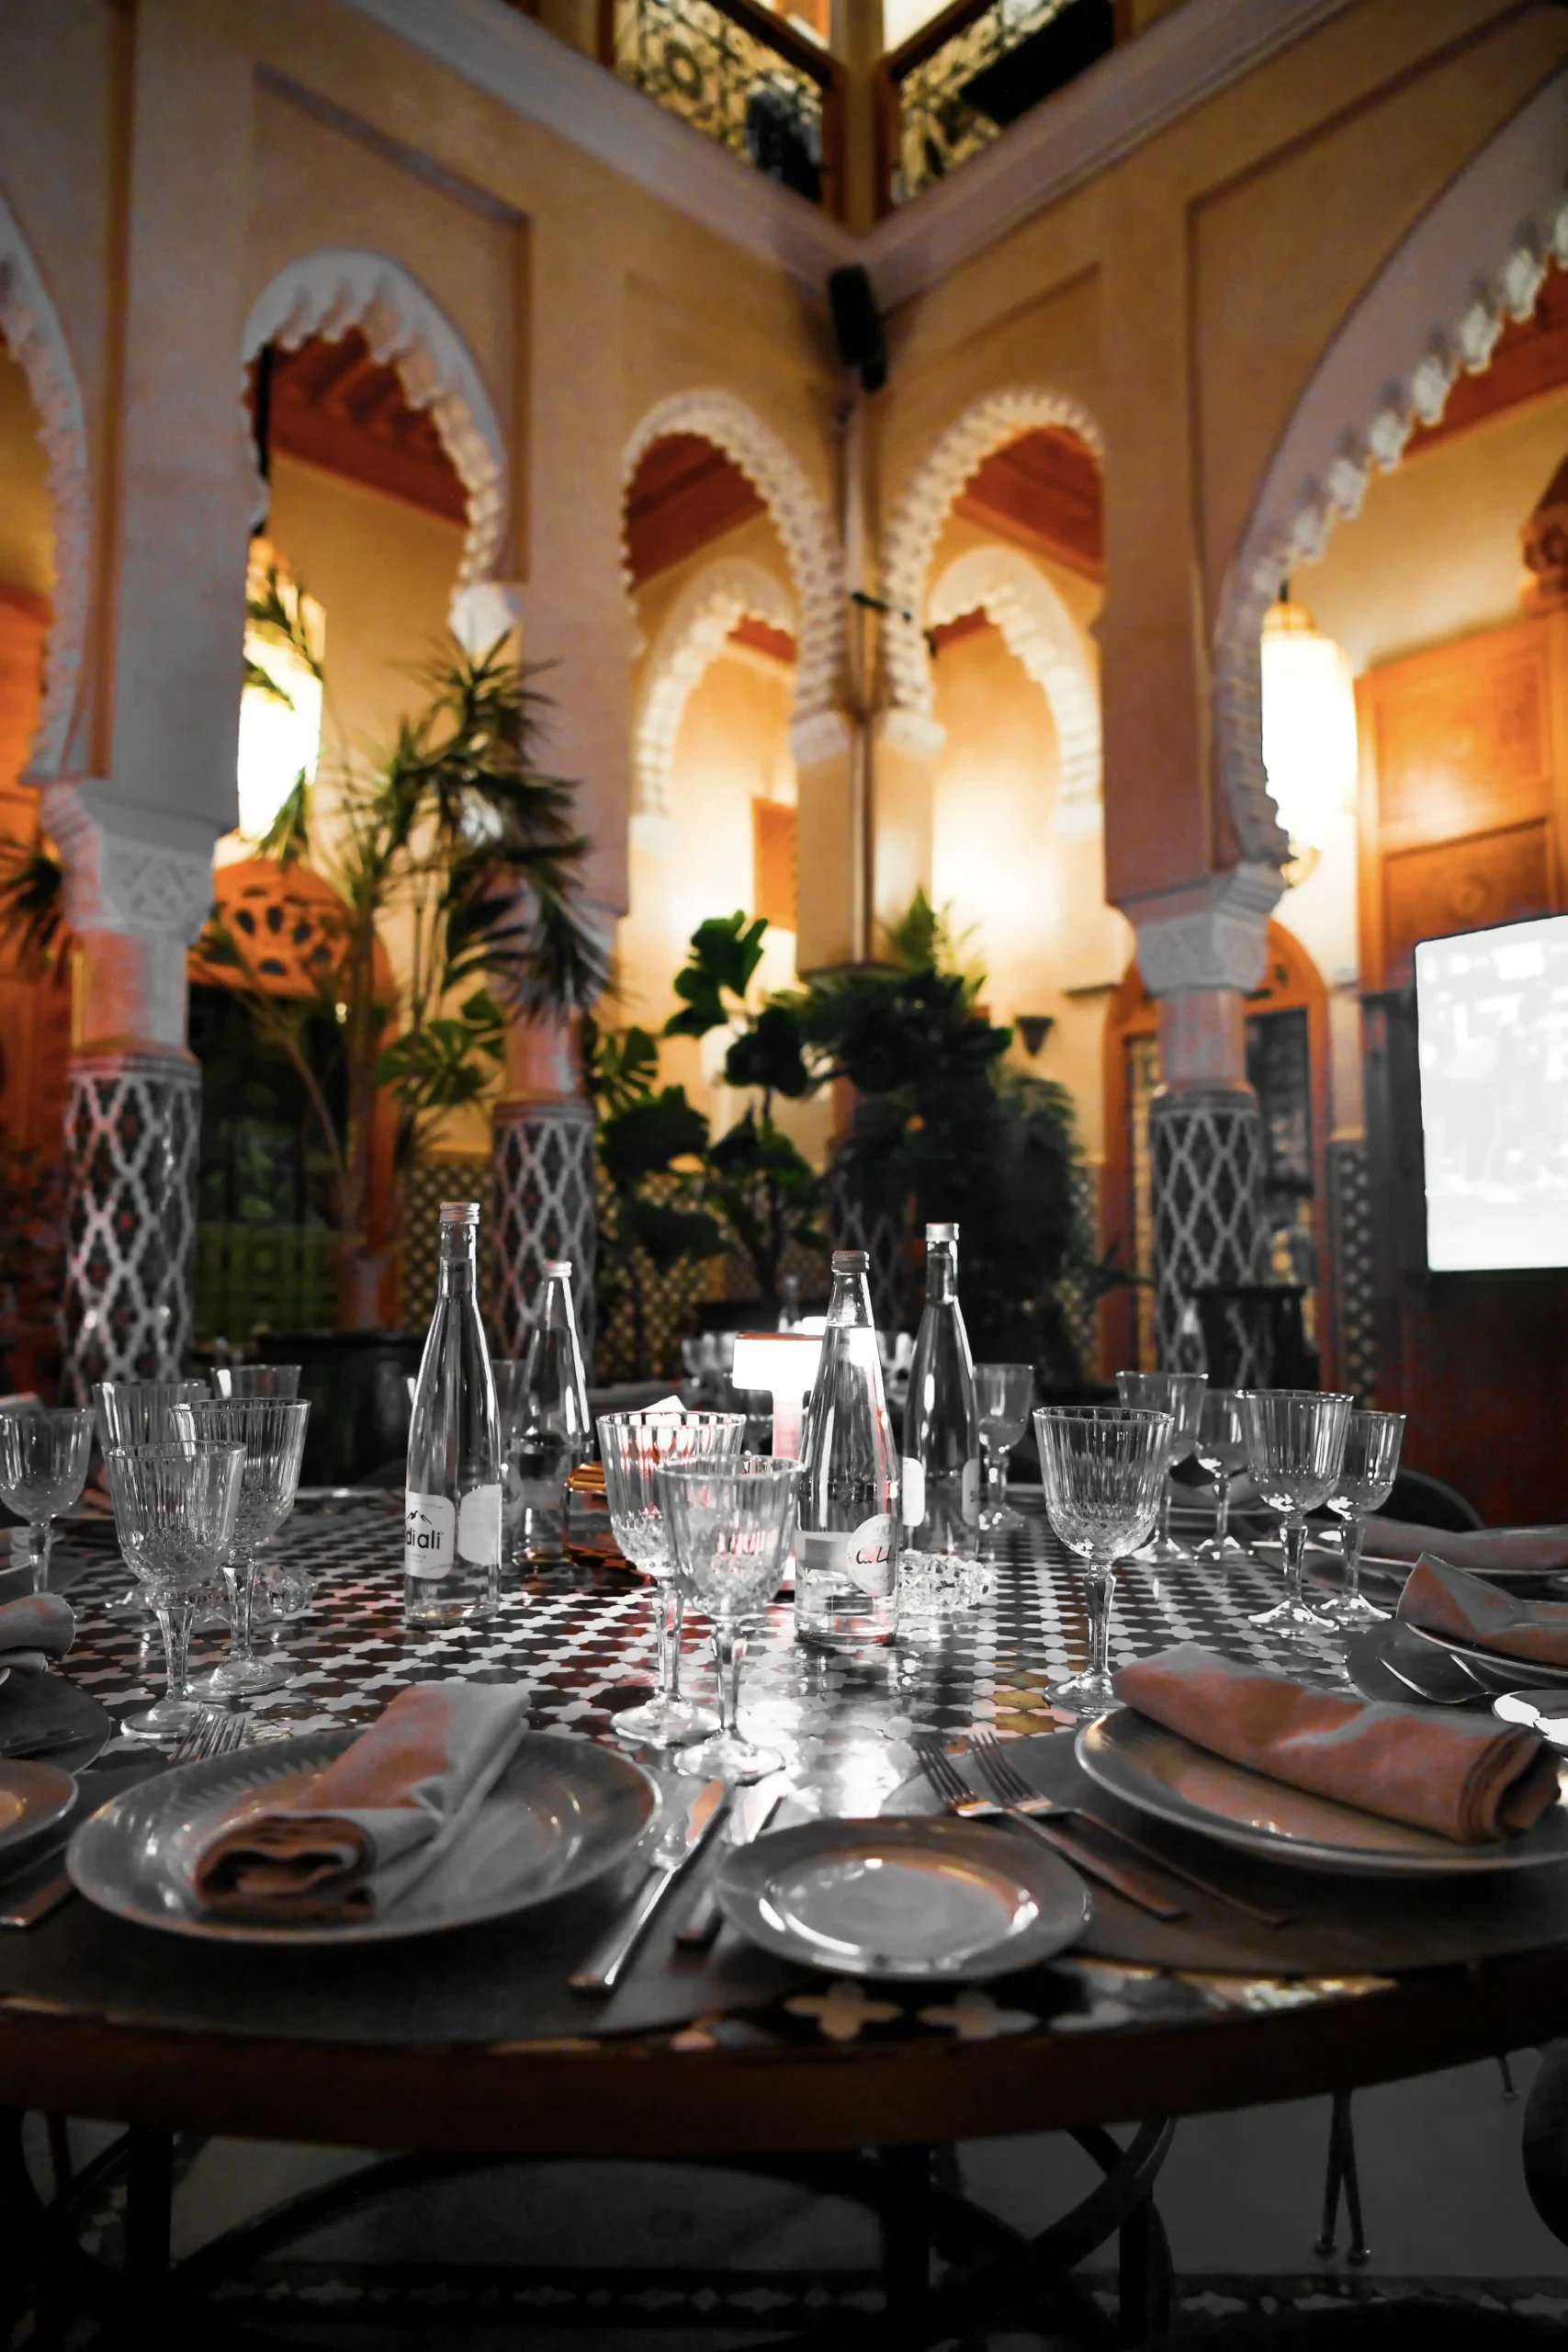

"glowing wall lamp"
[730,1329,824,1459]
[1259,591,1359,877]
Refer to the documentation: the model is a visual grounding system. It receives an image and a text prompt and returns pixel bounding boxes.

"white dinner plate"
[1404,1621,1568,1690]
[1077,1707,1568,1877]
[69,1727,659,1944]
[0,1759,77,1860]
[717,1815,1089,1981]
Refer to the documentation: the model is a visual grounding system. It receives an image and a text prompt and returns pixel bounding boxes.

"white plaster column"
[1133,863,1282,1374]
[43,784,219,1395]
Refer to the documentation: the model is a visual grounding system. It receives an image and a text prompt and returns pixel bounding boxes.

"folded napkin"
[193,1681,532,1920]
[1399,1554,1568,1668]
[1114,1643,1559,1844]
[1364,1520,1568,1573]
[0,1591,74,1673]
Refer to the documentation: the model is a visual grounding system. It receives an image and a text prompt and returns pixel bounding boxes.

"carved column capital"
[1131,862,1284,997]
[42,781,218,946]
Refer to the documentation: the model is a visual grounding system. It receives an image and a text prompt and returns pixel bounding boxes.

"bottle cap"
[830,1250,869,1272]
[925,1222,958,1245]
[543,1259,573,1278]
[439,1201,480,1225]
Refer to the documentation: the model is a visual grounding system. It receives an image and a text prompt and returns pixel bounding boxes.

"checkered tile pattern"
[57,1496,1338,1755]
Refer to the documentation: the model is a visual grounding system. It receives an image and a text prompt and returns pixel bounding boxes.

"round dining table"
[4,1495,1568,2345]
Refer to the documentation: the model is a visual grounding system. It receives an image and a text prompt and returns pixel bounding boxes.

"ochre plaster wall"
[0,353,52,602]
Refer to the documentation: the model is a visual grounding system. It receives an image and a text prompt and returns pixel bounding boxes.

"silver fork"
[917,1738,1185,1921]
[973,1732,1292,1929]
[170,1711,248,1766]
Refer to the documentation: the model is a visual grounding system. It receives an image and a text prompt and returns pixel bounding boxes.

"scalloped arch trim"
[242,248,509,598]
[929,543,1100,828]
[0,196,91,784]
[883,386,1102,720]
[1213,72,1568,871]
[633,556,795,840]
[623,390,843,723]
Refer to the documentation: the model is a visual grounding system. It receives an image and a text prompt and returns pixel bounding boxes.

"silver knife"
[676,1778,786,1950]
[570,1778,728,1994]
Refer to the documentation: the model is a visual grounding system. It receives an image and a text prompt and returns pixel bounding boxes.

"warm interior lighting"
[730,1329,824,1459]
[1260,594,1358,872]
[231,555,324,857]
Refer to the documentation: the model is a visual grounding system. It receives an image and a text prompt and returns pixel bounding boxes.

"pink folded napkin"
[0,1591,74,1672]
[1114,1644,1559,1844]
[193,1681,532,1920]
[1364,1521,1568,1573]
[1399,1555,1568,1668]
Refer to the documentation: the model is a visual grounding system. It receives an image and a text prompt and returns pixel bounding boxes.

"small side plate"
[717,1815,1089,1982]
[0,1760,77,1861]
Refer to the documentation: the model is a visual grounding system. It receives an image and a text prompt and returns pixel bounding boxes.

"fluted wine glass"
[1114,1371,1205,1562]
[1193,1387,1250,1562]
[659,1455,798,1782]
[104,1440,244,1736]
[186,1397,310,1696]
[1033,1406,1173,1711]
[975,1363,1034,1540]
[1240,1388,1352,1637]
[1322,1408,1405,1625]
[0,1406,94,1592]
[211,1364,300,1398]
[94,1381,210,1618]
[599,1410,745,1747]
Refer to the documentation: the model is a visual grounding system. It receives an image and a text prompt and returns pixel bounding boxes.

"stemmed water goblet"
[975,1363,1034,1542]
[104,1440,245,1736]
[94,1381,210,1618]
[186,1397,310,1697]
[599,1410,745,1747]
[1114,1371,1205,1562]
[0,1405,94,1592]
[1240,1388,1353,1638]
[1193,1387,1251,1562]
[658,1455,798,1782]
[1032,1406,1173,1712]
[1321,1408,1405,1626]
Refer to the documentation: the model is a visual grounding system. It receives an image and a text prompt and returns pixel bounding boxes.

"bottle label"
[901,1457,925,1532]
[798,1514,897,1599]
[405,1492,456,1578]
[457,1483,502,1565]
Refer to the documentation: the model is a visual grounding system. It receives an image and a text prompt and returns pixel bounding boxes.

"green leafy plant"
[202,571,606,1325]
[663,912,824,1308]
[584,1013,722,1377]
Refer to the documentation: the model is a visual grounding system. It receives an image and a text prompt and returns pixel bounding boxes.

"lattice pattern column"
[491,1100,597,1374]
[61,1051,199,1394]
[1149,1089,1266,1376]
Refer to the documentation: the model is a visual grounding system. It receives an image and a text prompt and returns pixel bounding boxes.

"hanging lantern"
[1260,592,1358,878]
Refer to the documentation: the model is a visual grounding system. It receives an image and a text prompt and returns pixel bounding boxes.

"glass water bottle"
[903,1221,980,1557]
[404,1202,502,1626]
[795,1250,899,1649]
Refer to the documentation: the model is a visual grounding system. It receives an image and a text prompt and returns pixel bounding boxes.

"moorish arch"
[0,192,91,784]
[241,248,512,645]
[927,542,1100,831]
[631,554,795,849]
[881,385,1103,722]
[1213,66,1568,868]
[621,389,844,729]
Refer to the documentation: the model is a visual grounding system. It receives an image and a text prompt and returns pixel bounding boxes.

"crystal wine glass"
[94,1381,210,1618]
[1240,1388,1353,1638]
[659,1454,798,1782]
[1322,1408,1405,1625]
[0,1406,94,1592]
[186,1397,310,1697]
[1114,1371,1205,1562]
[1032,1406,1173,1712]
[1193,1387,1251,1562]
[104,1440,244,1736]
[975,1363,1034,1541]
[598,1410,745,1747]
[211,1364,300,1398]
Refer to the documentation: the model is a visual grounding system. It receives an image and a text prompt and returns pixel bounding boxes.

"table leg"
[122,2127,173,2346]
[878,2144,932,2343]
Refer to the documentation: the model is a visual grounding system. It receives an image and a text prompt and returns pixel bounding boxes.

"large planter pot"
[258,1330,423,1487]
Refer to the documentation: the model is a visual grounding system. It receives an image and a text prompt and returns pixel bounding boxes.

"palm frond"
[0,837,70,976]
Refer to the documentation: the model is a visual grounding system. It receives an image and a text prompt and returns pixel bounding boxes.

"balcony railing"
[598,0,844,214]
[878,0,1120,209]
